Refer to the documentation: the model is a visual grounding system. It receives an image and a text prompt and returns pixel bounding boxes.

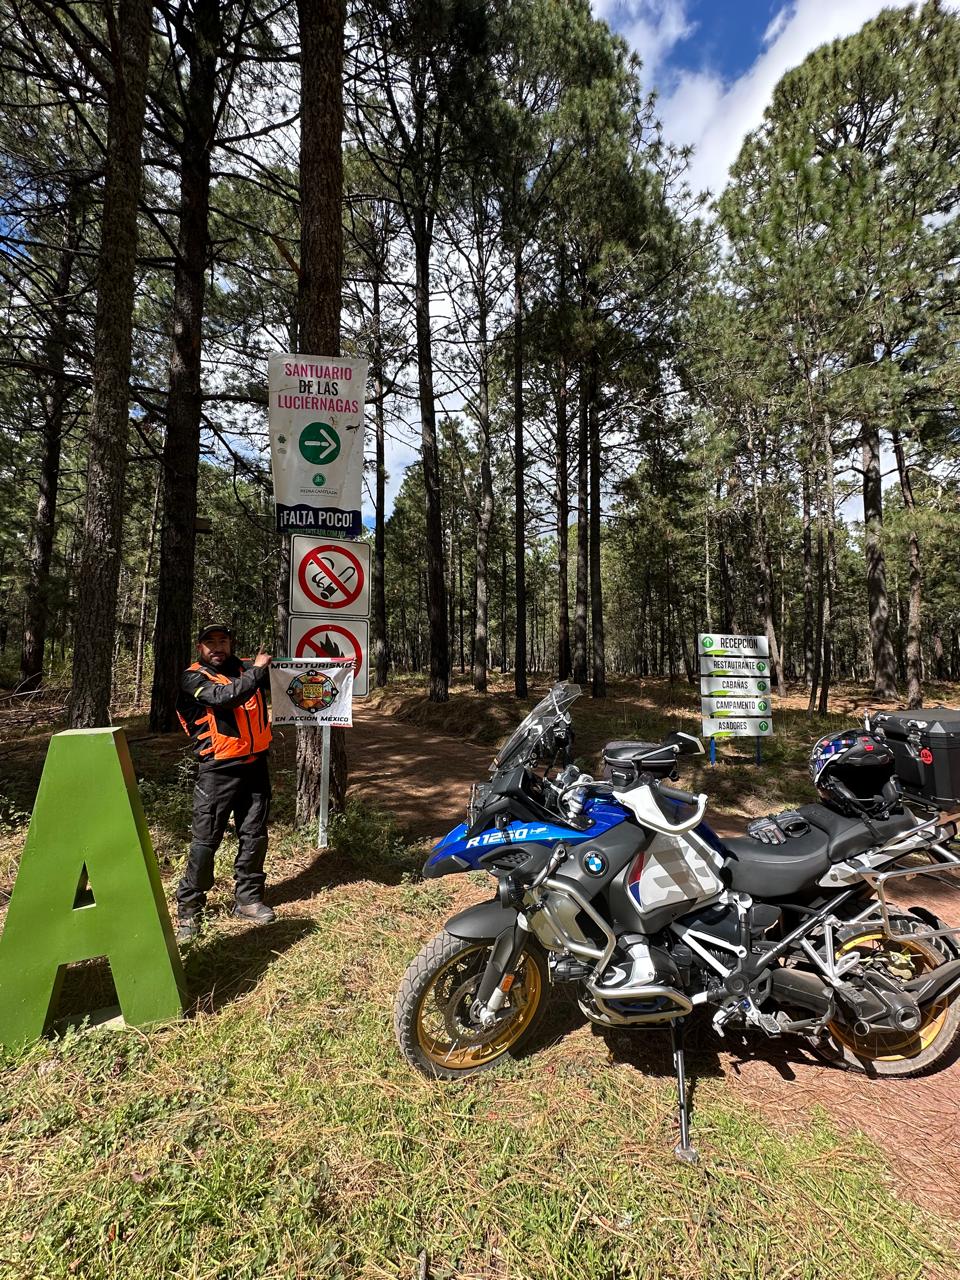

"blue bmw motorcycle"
[394,683,960,1158]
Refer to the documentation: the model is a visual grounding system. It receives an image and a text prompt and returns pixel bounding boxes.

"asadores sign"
[268,354,368,535]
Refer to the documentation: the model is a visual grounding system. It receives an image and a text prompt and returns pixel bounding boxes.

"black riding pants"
[176,757,271,915]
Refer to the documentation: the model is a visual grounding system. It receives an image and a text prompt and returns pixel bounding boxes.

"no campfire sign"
[290,536,371,617]
[288,617,369,697]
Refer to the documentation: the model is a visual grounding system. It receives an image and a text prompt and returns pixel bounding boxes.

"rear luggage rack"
[859,811,960,942]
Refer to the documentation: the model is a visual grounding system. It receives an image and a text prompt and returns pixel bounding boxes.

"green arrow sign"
[299,421,341,465]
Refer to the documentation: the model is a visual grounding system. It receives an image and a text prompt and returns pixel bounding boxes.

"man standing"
[174,623,274,941]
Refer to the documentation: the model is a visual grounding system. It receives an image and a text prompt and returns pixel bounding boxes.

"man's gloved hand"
[747,815,786,845]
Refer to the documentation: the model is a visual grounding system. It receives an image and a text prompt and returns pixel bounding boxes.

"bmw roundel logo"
[583,851,607,876]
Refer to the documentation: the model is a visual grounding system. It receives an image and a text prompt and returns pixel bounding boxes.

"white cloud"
[650,0,960,201]
[593,0,694,80]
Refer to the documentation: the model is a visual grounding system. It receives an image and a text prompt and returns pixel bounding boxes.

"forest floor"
[1,674,959,1279]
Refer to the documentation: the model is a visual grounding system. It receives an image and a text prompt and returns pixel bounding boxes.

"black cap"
[197,622,234,645]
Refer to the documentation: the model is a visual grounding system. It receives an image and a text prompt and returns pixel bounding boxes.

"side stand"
[671,1017,698,1164]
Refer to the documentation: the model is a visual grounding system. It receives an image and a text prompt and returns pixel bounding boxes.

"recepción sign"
[698,633,769,659]
[268,354,368,535]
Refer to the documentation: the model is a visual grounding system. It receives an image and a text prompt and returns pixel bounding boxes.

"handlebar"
[656,783,699,807]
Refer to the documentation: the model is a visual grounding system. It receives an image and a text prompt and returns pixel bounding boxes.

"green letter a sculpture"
[0,728,186,1048]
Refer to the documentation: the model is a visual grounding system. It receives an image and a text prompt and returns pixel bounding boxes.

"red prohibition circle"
[295,623,363,677]
[298,543,364,610]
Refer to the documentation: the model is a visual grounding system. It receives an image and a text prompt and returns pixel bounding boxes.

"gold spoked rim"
[415,944,543,1070]
[828,932,949,1062]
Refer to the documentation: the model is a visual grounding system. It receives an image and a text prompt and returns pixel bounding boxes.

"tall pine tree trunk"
[21,187,80,691]
[588,355,604,699]
[473,291,493,692]
[68,0,152,728]
[371,275,389,687]
[572,360,589,686]
[556,359,571,680]
[862,424,897,699]
[512,246,527,698]
[296,0,349,823]
[819,420,838,715]
[149,0,220,732]
[413,213,448,703]
[892,423,923,709]
[802,463,814,686]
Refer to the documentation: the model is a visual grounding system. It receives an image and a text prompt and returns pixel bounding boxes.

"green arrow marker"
[299,421,341,465]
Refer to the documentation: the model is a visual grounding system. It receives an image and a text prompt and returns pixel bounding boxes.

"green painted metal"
[0,727,187,1048]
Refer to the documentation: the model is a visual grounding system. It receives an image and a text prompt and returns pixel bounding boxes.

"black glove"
[776,810,811,838]
[747,815,786,845]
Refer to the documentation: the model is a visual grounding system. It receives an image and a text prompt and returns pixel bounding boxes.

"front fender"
[444,898,519,942]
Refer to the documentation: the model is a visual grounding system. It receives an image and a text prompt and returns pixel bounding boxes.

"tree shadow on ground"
[182,915,318,1014]
[267,846,423,903]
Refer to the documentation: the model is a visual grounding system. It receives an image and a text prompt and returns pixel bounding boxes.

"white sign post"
[268,354,368,535]
[698,633,773,765]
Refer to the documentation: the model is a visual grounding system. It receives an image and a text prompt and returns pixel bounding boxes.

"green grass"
[3,681,960,1278]
[0,804,956,1279]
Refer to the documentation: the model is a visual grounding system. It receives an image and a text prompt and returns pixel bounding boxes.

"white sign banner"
[702,715,774,738]
[701,676,771,696]
[268,354,368,536]
[699,655,771,677]
[287,616,369,697]
[290,536,370,617]
[269,659,354,727]
[701,696,772,717]
[698,633,769,658]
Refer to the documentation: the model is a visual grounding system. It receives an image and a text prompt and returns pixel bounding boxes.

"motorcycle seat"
[797,803,920,863]
[722,828,831,898]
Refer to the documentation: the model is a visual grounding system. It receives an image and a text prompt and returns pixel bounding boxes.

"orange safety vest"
[177,662,272,764]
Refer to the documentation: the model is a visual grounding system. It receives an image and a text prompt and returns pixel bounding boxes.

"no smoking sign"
[288,618,369,697]
[290,536,370,616]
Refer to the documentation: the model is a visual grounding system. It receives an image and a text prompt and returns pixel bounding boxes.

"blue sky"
[593,0,960,198]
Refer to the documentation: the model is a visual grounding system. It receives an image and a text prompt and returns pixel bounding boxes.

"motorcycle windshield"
[493,682,582,771]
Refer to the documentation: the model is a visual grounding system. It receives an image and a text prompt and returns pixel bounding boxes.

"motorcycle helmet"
[809,730,898,818]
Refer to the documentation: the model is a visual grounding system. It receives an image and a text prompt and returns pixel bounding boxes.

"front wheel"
[819,923,960,1077]
[394,930,548,1079]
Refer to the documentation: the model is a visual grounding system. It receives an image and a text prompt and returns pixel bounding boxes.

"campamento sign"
[698,633,774,739]
[268,354,368,535]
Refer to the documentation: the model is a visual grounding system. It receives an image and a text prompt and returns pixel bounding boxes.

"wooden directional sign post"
[698,633,774,766]
[287,535,371,845]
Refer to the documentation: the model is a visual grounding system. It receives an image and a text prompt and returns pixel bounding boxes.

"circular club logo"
[286,670,339,711]
[701,636,714,650]
[298,421,340,466]
[919,747,934,766]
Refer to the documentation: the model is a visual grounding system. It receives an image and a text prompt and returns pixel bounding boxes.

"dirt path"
[346,701,960,1214]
